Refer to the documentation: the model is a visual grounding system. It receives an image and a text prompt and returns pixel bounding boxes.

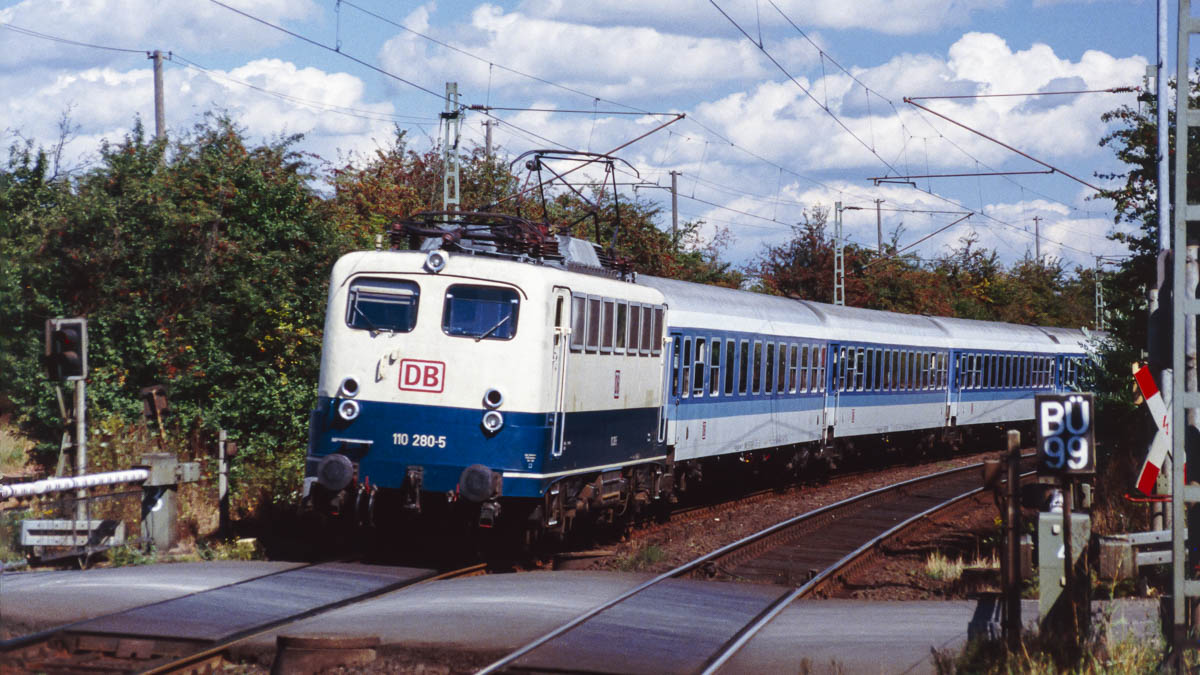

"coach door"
[550,287,572,458]
[946,350,960,426]
[823,342,841,440]
[664,332,684,447]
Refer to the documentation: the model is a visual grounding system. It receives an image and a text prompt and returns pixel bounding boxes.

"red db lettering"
[403,364,422,387]
[399,359,445,393]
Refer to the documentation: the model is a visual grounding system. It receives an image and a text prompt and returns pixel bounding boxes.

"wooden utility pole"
[482,119,495,160]
[1004,430,1021,650]
[875,199,884,252]
[149,50,165,140]
[670,170,680,249]
[1033,216,1042,263]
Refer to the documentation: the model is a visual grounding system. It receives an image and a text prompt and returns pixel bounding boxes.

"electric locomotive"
[302,222,671,536]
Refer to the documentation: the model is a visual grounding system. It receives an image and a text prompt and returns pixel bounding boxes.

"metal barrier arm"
[0,469,150,499]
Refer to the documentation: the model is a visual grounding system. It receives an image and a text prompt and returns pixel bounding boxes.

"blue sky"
[0,1,1170,274]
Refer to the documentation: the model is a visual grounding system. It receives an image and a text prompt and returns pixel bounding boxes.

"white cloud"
[2,57,398,169]
[0,0,317,69]
[519,0,1005,37]
[378,4,815,104]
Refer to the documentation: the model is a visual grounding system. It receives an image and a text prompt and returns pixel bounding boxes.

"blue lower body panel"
[305,397,659,499]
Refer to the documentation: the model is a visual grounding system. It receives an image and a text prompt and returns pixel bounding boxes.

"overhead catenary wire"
[758,0,1124,252]
[0,21,147,54]
[708,1,1095,260]
[12,2,1116,267]
[207,0,447,101]
[170,54,436,126]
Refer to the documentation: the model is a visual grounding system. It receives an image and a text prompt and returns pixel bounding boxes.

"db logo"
[399,359,445,393]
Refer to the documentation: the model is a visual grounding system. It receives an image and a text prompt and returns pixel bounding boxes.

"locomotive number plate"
[393,433,446,448]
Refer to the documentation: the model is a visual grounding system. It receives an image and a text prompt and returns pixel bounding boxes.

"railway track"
[0,561,486,674]
[479,456,1031,674]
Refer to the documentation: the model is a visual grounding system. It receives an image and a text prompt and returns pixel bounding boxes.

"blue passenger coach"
[642,277,1089,466]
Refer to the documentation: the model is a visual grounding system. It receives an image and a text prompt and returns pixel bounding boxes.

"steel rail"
[477,457,1015,674]
[700,465,1035,674]
[143,563,488,674]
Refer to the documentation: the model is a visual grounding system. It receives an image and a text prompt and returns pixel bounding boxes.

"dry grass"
[925,551,966,581]
[0,423,34,477]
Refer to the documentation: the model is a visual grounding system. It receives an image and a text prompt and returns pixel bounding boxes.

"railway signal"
[1036,393,1095,475]
[45,317,88,381]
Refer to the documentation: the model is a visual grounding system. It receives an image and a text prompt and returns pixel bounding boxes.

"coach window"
[583,297,601,352]
[789,344,799,393]
[882,350,891,391]
[346,278,419,333]
[739,340,750,394]
[615,303,627,354]
[801,343,811,391]
[925,353,933,390]
[442,285,520,341]
[671,336,681,396]
[705,336,715,393]
[601,299,615,353]
[570,295,586,351]
[836,347,844,392]
[753,341,764,394]
[938,353,947,389]
[725,340,736,395]
[777,342,788,393]
[628,304,642,354]
[681,337,692,398]
[878,345,888,389]
[765,343,776,394]
[693,338,707,397]
[641,306,653,356]
[819,345,828,392]
[855,348,866,391]
[652,307,664,356]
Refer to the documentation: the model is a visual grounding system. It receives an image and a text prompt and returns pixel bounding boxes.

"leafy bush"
[0,115,370,516]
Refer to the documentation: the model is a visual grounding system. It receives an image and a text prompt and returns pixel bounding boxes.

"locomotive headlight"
[337,399,361,422]
[483,388,504,409]
[481,410,504,433]
[338,376,360,398]
[425,250,448,273]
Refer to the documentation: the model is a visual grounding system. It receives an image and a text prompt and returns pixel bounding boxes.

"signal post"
[1035,392,1095,652]
[45,317,88,519]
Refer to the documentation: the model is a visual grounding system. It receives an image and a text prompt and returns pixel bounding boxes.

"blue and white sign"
[1036,393,1095,475]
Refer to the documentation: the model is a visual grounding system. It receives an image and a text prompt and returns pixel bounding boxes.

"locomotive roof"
[639,275,1090,354]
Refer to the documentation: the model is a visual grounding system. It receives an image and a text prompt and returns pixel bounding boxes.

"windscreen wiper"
[475,315,511,342]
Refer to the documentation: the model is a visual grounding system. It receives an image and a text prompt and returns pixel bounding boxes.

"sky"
[0,0,1170,275]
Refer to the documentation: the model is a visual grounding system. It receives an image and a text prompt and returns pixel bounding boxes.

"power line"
[0,21,147,54]
[335,0,877,207]
[754,0,1116,257]
[170,54,437,126]
[206,0,446,101]
[709,0,902,178]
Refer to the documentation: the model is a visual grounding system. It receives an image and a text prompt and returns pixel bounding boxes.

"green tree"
[0,115,366,508]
